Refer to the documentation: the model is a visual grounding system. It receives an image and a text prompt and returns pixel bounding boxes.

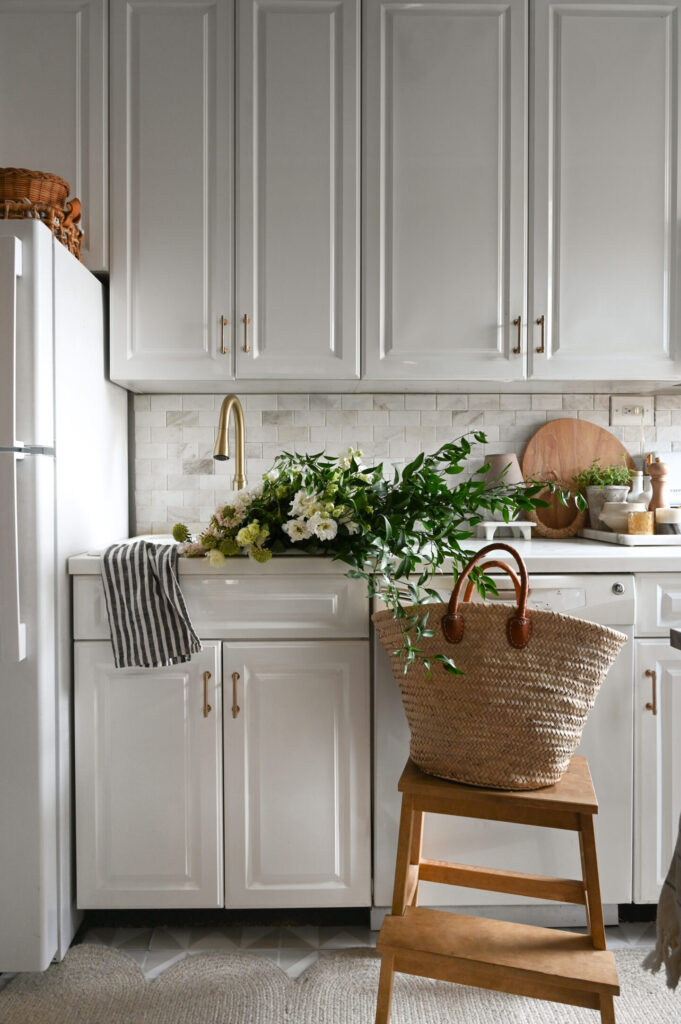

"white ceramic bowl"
[599,501,647,534]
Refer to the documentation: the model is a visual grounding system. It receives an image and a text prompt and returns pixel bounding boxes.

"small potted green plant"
[572,457,633,530]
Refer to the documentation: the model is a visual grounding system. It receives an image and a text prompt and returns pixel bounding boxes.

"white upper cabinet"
[109,0,234,386]
[0,0,108,271]
[235,0,360,379]
[529,0,681,379]
[363,0,528,381]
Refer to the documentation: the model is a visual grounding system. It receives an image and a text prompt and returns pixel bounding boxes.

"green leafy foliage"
[173,435,559,676]
[572,457,633,489]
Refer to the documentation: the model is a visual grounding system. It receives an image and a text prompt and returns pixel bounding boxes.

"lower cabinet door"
[75,641,223,908]
[634,639,681,903]
[223,641,371,907]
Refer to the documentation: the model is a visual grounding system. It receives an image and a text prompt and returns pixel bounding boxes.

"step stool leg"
[599,993,616,1023]
[578,813,607,950]
[391,795,416,915]
[375,954,395,1024]
[409,807,424,907]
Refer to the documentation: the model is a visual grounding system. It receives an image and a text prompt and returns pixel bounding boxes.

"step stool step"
[378,907,618,999]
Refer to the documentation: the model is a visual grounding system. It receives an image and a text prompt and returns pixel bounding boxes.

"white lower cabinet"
[74,642,223,908]
[634,639,681,904]
[223,641,371,907]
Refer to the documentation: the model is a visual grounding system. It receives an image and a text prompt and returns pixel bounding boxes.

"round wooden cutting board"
[521,418,635,533]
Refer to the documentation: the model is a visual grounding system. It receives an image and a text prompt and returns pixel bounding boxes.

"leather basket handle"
[442,542,532,649]
[462,560,522,604]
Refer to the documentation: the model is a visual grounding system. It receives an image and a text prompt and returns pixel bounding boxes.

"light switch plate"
[610,396,655,426]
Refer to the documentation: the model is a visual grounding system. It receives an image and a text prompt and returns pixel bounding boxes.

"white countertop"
[68,535,681,575]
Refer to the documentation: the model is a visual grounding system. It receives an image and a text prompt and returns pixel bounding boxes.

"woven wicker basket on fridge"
[372,542,627,791]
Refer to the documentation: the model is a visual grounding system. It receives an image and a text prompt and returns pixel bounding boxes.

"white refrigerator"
[0,221,128,972]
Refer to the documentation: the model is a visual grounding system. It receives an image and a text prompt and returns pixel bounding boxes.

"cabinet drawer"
[73,573,369,640]
[636,574,681,636]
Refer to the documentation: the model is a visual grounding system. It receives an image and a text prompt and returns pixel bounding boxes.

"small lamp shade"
[485,453,524,486]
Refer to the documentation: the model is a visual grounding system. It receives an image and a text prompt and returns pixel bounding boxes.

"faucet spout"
[214,395,247,490]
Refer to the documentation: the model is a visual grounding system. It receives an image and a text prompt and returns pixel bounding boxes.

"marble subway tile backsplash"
[133,393,679,536]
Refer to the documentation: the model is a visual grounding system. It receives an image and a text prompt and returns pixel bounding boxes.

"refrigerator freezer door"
[0,221,55,448]
[0,450,58,972]
[0,234,22,448]
[0,451,27,662]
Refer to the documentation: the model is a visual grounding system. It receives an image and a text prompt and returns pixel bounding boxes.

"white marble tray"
[579,528,681,546]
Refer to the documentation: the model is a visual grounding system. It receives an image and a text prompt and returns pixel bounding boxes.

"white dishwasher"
[372,573,635,929]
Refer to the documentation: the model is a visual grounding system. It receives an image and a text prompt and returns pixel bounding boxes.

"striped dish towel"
[101,541,201,668]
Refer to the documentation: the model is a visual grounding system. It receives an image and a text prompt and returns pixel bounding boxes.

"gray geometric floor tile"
[279,949,319,978]
[240,947,281,966]
[187,927,241,951]
[80,927,119,947]
[149,926,192,951]
[116,928,154,950]
[241,927,282,949]
[119,949,148,971]
[318,926,377,949]
[280,926,318,950]
[618,921,657,946]
[143,950,187,979]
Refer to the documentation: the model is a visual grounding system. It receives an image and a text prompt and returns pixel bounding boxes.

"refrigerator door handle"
[0,235,22,448]
[0,452,27,662]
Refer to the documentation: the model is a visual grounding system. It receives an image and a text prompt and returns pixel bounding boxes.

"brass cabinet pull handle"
[232,671,241,718]
[242,314,251,353]
[645,668,657,715]
[512,316,521,355]
[219,315,229,355]
[203,670,212,718]
[535,314,545,354]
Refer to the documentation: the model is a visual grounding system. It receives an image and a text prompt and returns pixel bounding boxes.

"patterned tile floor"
[73,919,658,981]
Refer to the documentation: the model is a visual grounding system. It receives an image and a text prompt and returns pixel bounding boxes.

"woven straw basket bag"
[372,542,627,790]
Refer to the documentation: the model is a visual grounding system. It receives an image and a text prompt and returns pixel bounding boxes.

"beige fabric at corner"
[0,944,678,1024]
[644,814,681,989]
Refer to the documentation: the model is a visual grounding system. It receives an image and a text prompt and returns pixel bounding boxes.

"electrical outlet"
[610,396,655,427]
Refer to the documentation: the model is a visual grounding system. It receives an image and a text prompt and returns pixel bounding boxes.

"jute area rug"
[0,945,677,1023]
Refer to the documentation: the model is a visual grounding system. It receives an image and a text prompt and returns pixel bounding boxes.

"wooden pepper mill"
[647,457,669,512]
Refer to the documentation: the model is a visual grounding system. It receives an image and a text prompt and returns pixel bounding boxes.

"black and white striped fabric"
[101,541,202,668]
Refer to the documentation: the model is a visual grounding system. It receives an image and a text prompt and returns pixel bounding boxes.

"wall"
[132,392,681,536]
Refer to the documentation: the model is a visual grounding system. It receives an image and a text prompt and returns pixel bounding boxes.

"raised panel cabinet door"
[235,0,360,379]
[634,640,681,903]
[223,641,371,907]
[530,0,681,380]
[74,641,223,908]
[110,0,234,386]
[0,0,108,271]
[363,0,528,381]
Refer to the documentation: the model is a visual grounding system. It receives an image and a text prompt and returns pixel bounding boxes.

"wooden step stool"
[375,756,619,1023]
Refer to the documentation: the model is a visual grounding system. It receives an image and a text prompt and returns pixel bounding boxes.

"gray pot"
[585,485,630,530]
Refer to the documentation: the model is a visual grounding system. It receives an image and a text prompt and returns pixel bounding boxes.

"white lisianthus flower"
[344,521,361,535]
[308,512,338,541]
[282,518,312,542]
[263,470,278,482]
[249,480,264,498]
[290,489,323,518]
[206,548,226,567]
